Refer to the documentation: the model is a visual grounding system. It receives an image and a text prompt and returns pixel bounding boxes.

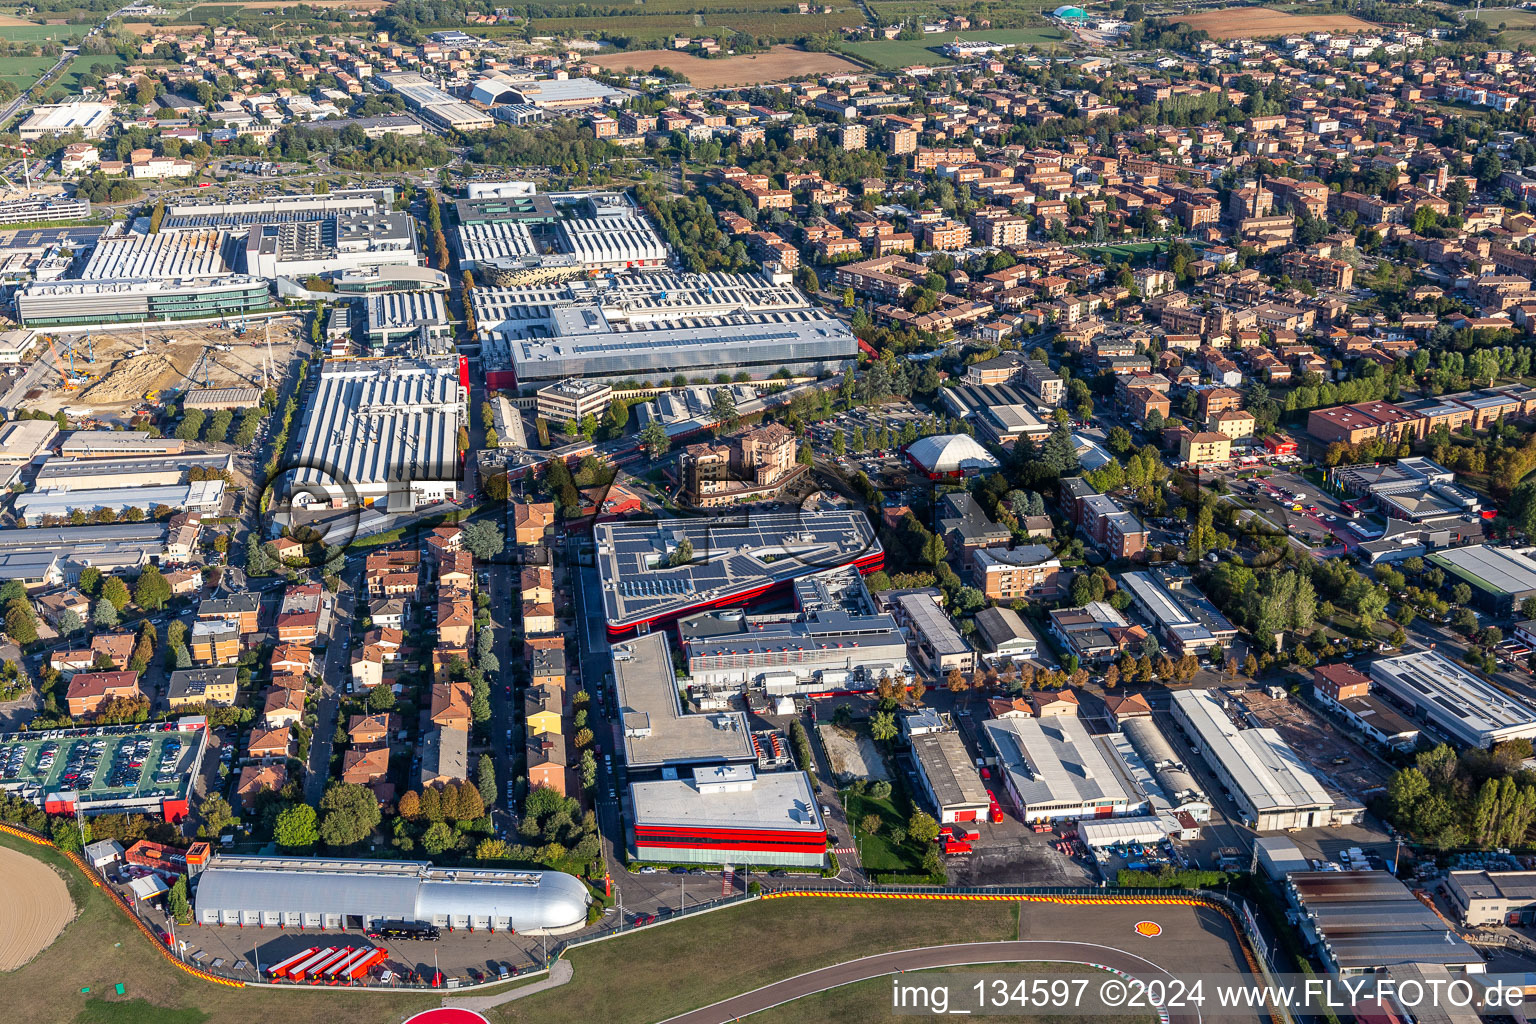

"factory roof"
[1120,566,1236,649]
[34,452,231,486]
[290,359,462,494]
[1289,870,1482,971]
[984,714,1144,810]
[1171,688,1333,813]
[15,480,224,519]
[912,730,991,811]
[889,590,972,658]
[192,855,589,933]
[630,765,823,832]
[594,511,878,632]
[1449,870,1536,903]
[1368,649,1536,748]
[611,630,755,771]
[1428,544,1536,597]
[82,230,232,280]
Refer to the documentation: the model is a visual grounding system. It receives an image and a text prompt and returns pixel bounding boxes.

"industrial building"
[884,589,975,674]
[469,74,624,109]
[911,729,991,823]
[1310,663,1420,751]
[1287,870,1483,976]
[1118,565,1237,656]
[0,720,208,821]
[984,713,1149,823]
[1447,870,1536,926]
[457,190,667,281]
[19,102,114,139]
[160,189,393,231]
[364,292,449,349]
[289,358,465,511]
[1117,715,1212,822]
[1367,649,1536,748]
[938,383,1052,446]
[15,479,225,519]
[379,73,494,132]
[1328,457,1482,523]
[611,630,756,773]
[0,420,58,465]
[192,855,589,933]
[16,275,273,327]
[243,210,420,282]
[630,764,826,867]
[679,566,909,695]
[594,510,881,638]
[474,272,855,392]
[60,431,185,459]
[1170,689,1345,831]
[534,378,612,425]
[0,195,91,226]
[678,568,903,696]
[0,522,179,587]
[1427,544,1536,617]
[904,434,1002,479]
[82,230,234,280]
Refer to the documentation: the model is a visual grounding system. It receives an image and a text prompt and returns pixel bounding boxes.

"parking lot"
[0,723,203,805]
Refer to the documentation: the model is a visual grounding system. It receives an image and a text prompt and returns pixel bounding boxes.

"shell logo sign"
[402,1011,492,1024]
[1134,920,1163,938]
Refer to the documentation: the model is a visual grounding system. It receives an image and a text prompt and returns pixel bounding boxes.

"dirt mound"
[0,844,74,970]
[81,350,192,406]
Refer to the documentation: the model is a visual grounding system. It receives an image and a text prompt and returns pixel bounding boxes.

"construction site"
[17,317,303,421]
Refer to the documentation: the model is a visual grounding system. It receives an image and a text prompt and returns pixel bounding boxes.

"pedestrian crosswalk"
[832,847,855,855]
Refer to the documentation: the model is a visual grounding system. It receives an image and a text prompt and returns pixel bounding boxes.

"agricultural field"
[0,21,91,40]
[588,44,863,86]
[55,53,128,94]
[1174,7,1377,39]
[533,7,865,42]
[839,26,1068,67]
[0,56,57,91]
[1468,7,1536,45]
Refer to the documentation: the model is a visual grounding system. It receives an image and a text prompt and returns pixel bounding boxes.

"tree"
[134,566,172,611]
[318,782,382,847]
[421,821,455,856]
[477,753,497,811]
[581,748,597,790]
[860,813,882,836]
[78,566,101,596]
[101,576,131,611]
[668,537,694,567]
[870,710,898,742]
[475,838,510,861]
[273,803,318,850]
[907,810,941,845]
[93,598,118,628]
[710,387,736,427]
[199,794,234,837]
[639,419,670,460]
[1451,583,1473,607]
[167,876,192,924]
[4,600,36,646]
[367,683,395,711]
[461,520,505,560]
[57,609,83,637]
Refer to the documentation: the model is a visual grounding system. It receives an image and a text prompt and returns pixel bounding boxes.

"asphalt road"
[656,939,1222,1024]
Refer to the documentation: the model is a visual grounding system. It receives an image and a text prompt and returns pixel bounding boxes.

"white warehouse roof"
[193,855,589,933]
[1171,688,1332,814]
[905,434,1000,474]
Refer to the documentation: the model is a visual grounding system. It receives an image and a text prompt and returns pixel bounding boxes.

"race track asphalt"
[656,938,1227,1024]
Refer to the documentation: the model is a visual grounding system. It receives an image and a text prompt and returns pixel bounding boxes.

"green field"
[749,963,1160,1024]
[532,7,864,40]
[0,21,91,41]
[839,26,1068,67]
[489,897,1019,1024]
[56,53,127,94]
[0,55,57,89]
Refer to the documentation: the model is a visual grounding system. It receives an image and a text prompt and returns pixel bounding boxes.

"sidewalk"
[441,959,571,1012]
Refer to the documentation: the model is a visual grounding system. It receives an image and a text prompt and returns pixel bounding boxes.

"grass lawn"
[749,963,1157,1024]
[56,53,127,93]
[841,787,929,876]
[839,26,1067,66]
[489,897,1018,1024]
[0,22,90,41]
[0,831,442,1024]
[0,55,57,88]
